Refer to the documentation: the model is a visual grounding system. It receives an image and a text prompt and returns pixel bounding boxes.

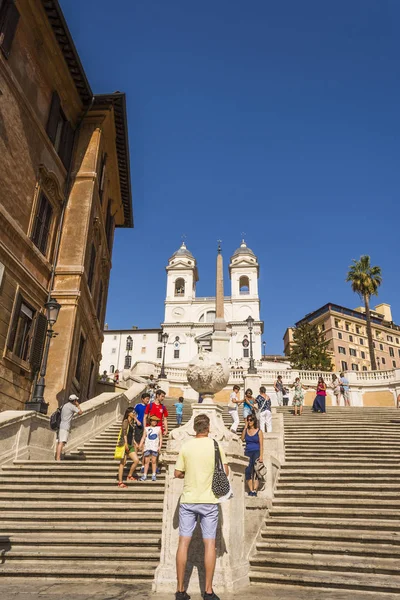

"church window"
[124,355,132,368]
[174,349,180,359]
[206,311,216,323]
[175,278,185,296]
[199,314,205,323]
[243,348,249,358]
[239,276,250,294]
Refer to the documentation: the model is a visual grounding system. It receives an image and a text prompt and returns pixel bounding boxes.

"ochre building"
[284,303,400,372]
[0,0,133,412]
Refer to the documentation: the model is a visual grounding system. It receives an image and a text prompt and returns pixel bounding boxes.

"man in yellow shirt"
[174,414,229,600]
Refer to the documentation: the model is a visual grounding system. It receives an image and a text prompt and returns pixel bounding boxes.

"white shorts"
[57,429,69,443]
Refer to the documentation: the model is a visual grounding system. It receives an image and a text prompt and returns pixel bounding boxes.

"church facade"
[100,241,264,374]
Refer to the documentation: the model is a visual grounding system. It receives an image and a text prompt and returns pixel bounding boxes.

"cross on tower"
[241,232,246,243]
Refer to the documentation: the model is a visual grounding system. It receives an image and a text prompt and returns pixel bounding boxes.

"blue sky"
[61,0,399,353]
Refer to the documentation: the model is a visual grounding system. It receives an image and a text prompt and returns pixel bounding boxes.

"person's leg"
[127,452,139,478]
[299,401,303,415]
[176,504,197,593]
[118,458,125,483]
[142,455,150,476]
[199,504,219,595]
[151,455,157,475]
[266,410,272,433]
[55,441,64,461]
[253,451,260,494]
[203,538,217,595]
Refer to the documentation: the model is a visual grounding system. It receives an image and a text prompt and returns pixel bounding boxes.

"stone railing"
[0,381,146,466]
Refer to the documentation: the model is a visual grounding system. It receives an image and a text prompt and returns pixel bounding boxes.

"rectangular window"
[334,319,340,328]
[158,332,163,342]
[341,361,348,371]
[349,348,357,357]
[124,355,132,369]
[349,335,353,342]
[174,349,180,359]
[143,334,147,340]
[321,323,325,331]
[389,347,394,357]
[75,333,86,382]
[359,338,364,345]
[393,361,397,368]
[99,153,107,204]
[96,282,104,322]
[243,348,249,358]
[157,347,162,359]
[396,338,399,344]
[387,335,393,342]
[338,346,346,354]
[345,323,350,331]
[113,335,117,341]
[31,193,53,256]
[7,296,35,361]
[356,326,360,334]
[351,363,359,371]
[361,351,366,359]
[87,244,96,292]
[46,92,74,169]
[398,349,400,358]
[141,347,146,354]
[379,343,384,351]
[0,0,20,58]
[381,357,386,365]
[111,348,116,354]
[338,332,342,339]
[362,366,368,371]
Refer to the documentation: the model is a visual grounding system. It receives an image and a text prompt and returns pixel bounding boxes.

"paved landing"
[2,580,399,600]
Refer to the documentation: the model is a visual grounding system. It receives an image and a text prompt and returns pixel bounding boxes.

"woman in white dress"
[331,374,341,406]
[228,385,242,433]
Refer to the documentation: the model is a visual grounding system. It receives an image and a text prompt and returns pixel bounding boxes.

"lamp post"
[27,298,61,414]
[246,315,257,374]
[125,335,133,369]
[262,341,266,360]
[159,332,169,379]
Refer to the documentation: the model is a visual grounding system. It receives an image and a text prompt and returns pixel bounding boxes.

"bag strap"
[213,439,223,472]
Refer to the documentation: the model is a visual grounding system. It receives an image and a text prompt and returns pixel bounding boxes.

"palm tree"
[346,256,382,370]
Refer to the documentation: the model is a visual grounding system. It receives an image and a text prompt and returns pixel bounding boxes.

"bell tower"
[229,240,260,321]
[164,242,198,322]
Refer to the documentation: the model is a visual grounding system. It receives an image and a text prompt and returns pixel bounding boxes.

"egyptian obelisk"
[211,241,230,357]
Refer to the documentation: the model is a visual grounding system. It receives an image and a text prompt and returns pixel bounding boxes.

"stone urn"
[186,350,230,399]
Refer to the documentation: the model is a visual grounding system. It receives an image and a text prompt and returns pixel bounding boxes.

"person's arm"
[174,469,185,478]
[241,423,247,442]
[121,419,129,453]
[258,429,264,462]
[139,427,146,450]
[163,408,168,435]
[174,448,185,478]
[158,430,163,452]
[143,407,149,428]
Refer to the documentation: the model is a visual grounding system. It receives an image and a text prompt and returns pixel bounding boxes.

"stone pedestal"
[244,373,262,395]
[211,330,231,360]
[153,401,249,594]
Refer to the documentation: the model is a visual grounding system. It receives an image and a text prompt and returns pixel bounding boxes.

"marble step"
[276,482,400,490]
[268,507,400,520]
[0,561,155,580]
[1,522,162,534]
[249,566,400,593]
[271,497,400,508]
[274,489,400,499]
[255,539,400,557]
[0,472,166,481]
[0,483,165,492]
[0,501,163,511]
[0,533,160,546]
[263,517,400,531]
[0,510,164,522]
[281,462,400,469]
[0,492,163,501]
[260,526,400,545]
[1,548,160,561]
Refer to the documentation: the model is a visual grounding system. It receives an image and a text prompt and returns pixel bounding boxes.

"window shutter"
[59,120,74,169]
[6,293,22,351]
[0,0,20,58]
[46,92,61,145]
[29,312,48,373]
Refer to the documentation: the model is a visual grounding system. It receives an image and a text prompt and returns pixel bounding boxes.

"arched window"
[109,365,115,373]
[199,314,205,323]
[126,335,133,351]
[206,310,216,323]
[239,276,250,294]
[175,278,185,296]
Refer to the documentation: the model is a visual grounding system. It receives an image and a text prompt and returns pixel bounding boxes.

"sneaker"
[140,466,144,472]
[140,475,147,481]
[203,591,220,600]
[175,592,191,600]
[151,474,157,481]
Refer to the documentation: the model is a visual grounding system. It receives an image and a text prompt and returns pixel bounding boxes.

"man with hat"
[55,394,82,461]
[139,413,163,481]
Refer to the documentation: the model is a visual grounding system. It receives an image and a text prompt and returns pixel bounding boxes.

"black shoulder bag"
[212,439,230,498]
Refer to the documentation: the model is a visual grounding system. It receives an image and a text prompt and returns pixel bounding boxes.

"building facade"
[0,0,132,412]
[100,241,264,372]
[284,303,400,372]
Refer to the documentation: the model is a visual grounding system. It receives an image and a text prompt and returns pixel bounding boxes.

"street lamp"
[27,298,61,414]
[246,315,257,374]
[262,341,266,360]
[159,332,169,379]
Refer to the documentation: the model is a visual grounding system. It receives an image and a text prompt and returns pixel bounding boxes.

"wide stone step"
[250,552,400,575]
[249,566,400,594]
[281,462,400,469]
[0,472,166,481]
[276,482,400,491]
[256,539,400,557]
[260,526,400,545]
[0,484,164,492]
[0,561,155,580]
[268,507,400,520]
[1,522,161,533]
[0,501,163,511]
[264,516,400,531]
[0,492,163,501]
[0,510,163,522]
[272,498,398,508]
[1,548,160,561]
[274,489,400,499]
[1,534,160,546]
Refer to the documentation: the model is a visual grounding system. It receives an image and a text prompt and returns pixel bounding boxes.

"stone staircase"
[0,398,190,581]
[249,406,400,595]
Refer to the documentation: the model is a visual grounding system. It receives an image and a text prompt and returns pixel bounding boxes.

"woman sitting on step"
[312,377,327,414]
[115,407,140,488]
[241,414,264,497]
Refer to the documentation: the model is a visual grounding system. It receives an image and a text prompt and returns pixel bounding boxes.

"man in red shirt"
[144,389,169,435]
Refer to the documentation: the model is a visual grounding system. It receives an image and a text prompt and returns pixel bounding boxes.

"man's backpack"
[49,406,62,431]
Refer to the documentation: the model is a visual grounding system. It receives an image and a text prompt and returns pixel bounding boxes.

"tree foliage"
[289,322,333,371]
[346,255,382,370]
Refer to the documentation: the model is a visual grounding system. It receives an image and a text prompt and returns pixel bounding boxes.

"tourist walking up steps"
[115,407,140,488]
[174,413,228,600]
[228,384,242,433]
[243,388,255,419]
[241,414,264,497]
[274,375,284,406]
[255,386,272,433]
[312,377,327,414]
[292,377,306,416]
[139,414,162,481]
[340,372,351,406]
[55,395,82,461]
[282,386,290,406]
[174,397,184,426]
[331,374,341,406]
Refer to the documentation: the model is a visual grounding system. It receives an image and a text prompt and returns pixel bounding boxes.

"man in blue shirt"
[174,396,184,426]
[134,392,150,444]
[340,372,351,407]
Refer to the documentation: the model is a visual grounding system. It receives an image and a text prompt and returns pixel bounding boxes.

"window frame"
[31,192,54,257]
